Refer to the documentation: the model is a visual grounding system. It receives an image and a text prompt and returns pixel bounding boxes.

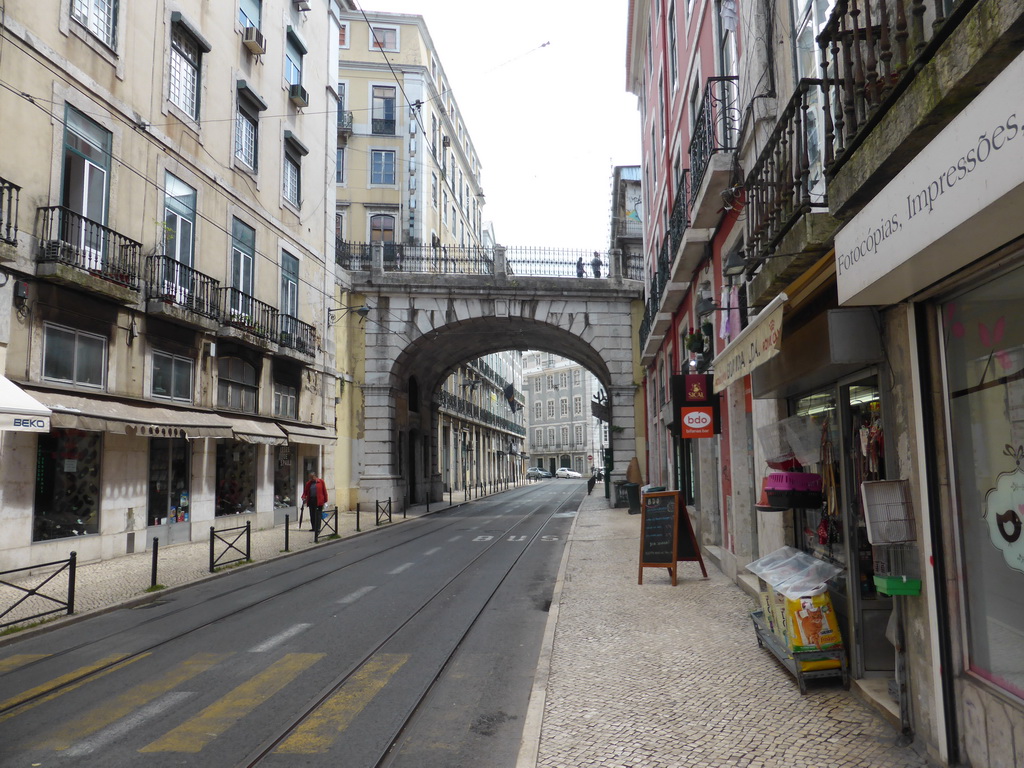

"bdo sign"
[680,406,714,438]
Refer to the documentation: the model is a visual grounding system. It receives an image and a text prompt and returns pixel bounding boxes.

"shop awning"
[25,389,233,438]
[280,423,335,445]
[229,418,288,445]
[712,293,788,393]
[0,376,51,432]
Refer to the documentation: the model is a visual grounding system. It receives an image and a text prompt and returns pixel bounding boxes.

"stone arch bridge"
[339,244,644,509]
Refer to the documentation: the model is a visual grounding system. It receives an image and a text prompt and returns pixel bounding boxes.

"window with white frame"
[547,401,555,418]
[336,147,345,184]
[169,23,202,120]
[372,86,396,135]
[668,1,678,84]
[560,398,568,416]
[431,173,438,206]
[218,356,258,413]
[573,369,581,386]
[534,402,542,420]
[43,324,106,389]
[273,381,297,419]
[575,424,584,444]
[235,100,259,169]
[369,24,398,51]
[547,428,555,445]
[285,29,304,87]
[230,218,255,314]
[338,22,348,47]
[533,377,541,392]
[370,150,395,184]
[574,395,583,415]
[283,148,301,206]
[546,374,554,390]
[71,0,117,47]
[238,0,260,28]
[559,372,568,388]
[534,428,543,445]
[561,426,569,444]
[164,173,196,269]
[152,351,193,402]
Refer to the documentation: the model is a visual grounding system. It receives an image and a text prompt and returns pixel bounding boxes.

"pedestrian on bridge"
[576,256,585,278]
[591,251,602,278]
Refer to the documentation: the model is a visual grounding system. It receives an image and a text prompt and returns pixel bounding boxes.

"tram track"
[0,482,562,720]
[238,490,579,767]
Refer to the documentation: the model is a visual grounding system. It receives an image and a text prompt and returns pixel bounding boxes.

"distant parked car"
[556,468,582,479]
[527,467,552,479]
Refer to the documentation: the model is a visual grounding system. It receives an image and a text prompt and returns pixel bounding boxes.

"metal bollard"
[151,537,159,588]
[285,514,290,552]
[67,551,77,615]
[356,502,361,532]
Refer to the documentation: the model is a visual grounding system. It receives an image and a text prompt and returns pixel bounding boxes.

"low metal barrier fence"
[209,522,251,572]
[0,552,77,630]
[376,498,392,526]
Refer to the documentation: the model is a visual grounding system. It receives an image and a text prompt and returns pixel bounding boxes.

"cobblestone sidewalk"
[525,494,937,768]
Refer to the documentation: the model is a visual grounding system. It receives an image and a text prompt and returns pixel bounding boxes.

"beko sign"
[835,50,1024,306]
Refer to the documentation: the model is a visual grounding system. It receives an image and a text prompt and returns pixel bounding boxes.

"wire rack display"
[757,414,822,469]
[862,479,915,545]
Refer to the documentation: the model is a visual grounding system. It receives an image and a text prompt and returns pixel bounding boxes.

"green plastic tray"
[874,574,921,596]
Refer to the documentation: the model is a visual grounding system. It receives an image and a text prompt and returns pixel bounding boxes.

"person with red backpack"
[301,471,328,535]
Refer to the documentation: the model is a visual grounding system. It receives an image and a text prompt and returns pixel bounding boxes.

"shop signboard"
[835,49,1024,306]
[0,376,51,432]
[671,373,721,436]
[638,491,707,585]
[712,294,786,392]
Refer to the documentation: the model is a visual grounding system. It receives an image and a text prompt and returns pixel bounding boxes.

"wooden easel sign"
[638,490,708,585]
[639,491,679,585]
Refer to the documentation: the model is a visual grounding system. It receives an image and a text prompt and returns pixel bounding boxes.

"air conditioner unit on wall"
[295,1,312,11]
[242,26,266,55]
[288,84,309,108]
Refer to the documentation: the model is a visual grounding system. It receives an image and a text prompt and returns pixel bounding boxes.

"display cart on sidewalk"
[746,547,850,694]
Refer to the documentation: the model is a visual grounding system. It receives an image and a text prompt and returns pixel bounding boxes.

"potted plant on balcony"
[685,328,705,353]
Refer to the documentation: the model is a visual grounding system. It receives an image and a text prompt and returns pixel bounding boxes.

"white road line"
[248,623,312,653]
[423,547,441,556]
[64,691,193,757]
[448,536,461,542]
[336,585,377,605]
[388,562,414,575]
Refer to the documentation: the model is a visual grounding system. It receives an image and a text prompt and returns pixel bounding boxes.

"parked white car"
[556,468,582,479]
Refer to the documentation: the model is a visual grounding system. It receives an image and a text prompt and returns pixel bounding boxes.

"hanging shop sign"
[835,49,1024,306]
[712,294,786,393]
[671,374,721,437]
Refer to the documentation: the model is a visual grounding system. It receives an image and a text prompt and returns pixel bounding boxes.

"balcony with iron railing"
[688,76,740,227]
[743,78,838,307]
[1,176,20,252]
[435,390,525,436]
[372,117,396,135]
[37,206,143,302]
[819,0,1009,218]
[217,287,279,345]
[277,313,316,359]
[336,239,372,270]
[145,255,221,331]
[612,215,643,240]
[337,107,353,140]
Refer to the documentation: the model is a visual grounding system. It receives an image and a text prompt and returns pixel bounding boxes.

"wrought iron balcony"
[278,314,316,356]
[336,239,371,270]
[612,216,643,240]
[818,0,968,175]
[743,79,829,263]
[1,176,20,245]
[688,76,740,194]
[668,170,690,258]
[372,117,396,135]
[146,255,220,319]
[337,108,353,136]
[217,287,279,342]
[38,206,143,289]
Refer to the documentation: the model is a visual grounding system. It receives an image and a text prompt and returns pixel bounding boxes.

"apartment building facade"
[628,0,1024,764]
[523,352,606,477]
[0,0,345,570]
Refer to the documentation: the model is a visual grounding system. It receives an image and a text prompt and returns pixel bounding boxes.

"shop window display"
[34,429,101,540]
[274,445,296,509]
[215,441,256,516]
[148,438,190,525]
[944,270,1024,699]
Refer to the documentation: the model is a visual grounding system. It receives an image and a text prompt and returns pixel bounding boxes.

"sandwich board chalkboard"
[638,490,707,585]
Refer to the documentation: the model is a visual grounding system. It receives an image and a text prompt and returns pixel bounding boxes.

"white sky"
[357,0,641,250]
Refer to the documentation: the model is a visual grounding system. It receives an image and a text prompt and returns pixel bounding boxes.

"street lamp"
[327,304,370,325]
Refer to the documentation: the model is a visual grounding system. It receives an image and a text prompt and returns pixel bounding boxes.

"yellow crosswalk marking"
[140,653,324,753]
[44,652,229,751]
[0,654,140,722]
[0,654,49,674]
[276,653,409,754]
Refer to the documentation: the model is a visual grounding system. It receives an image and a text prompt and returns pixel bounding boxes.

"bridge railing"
[336,242,642,281]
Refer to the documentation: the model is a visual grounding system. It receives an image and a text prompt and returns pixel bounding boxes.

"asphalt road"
[0,480,582,768]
